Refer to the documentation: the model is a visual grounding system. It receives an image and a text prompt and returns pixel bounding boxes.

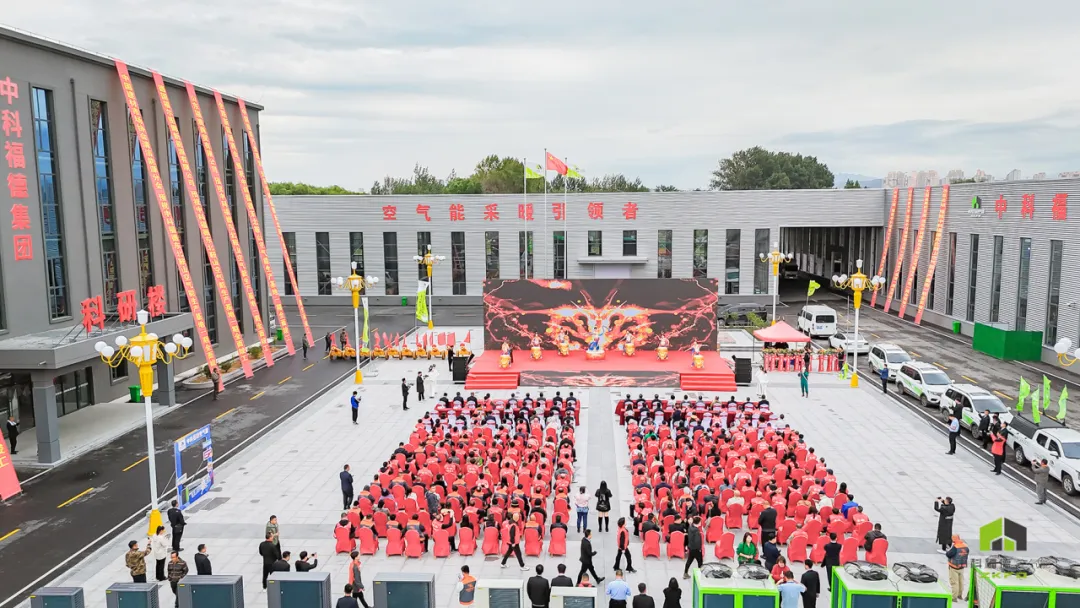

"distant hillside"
[834,173,883,189]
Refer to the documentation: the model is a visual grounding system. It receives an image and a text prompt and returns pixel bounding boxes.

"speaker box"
[29,587,85,608]
[177,575,244,608]
[105,583,160,608]
[267,572,331,608]
[372,572,435,608]
[734,356,753,386]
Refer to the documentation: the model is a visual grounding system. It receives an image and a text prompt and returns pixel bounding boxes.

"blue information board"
[174,424,214,509]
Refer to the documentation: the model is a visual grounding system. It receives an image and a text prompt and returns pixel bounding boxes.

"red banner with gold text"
[153,72,253,377]
[871,189,900,309]
[883,188,914,313]
[213,91,295,356]
[115,61,219,374]
[237,98,313,351]
[915,185,950,325]
[184,83,274,366]
[898,186,932,319]
[0,437,22,500]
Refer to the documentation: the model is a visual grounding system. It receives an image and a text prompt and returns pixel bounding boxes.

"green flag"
[1043,376,1052,411]
[1017,377,1030,411]
[807,280,821,297]
[415,282,429,323]
[1031,388,1041,423]
[567,165,584,179]
[1058,386,1068,421]
[525,164,544,180]
[361,297,370,344]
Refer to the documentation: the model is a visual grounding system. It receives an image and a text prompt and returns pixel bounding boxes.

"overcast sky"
[8,1,1080,190]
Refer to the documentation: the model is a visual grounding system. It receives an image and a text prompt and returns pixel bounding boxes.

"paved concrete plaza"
[25,335,1080,607]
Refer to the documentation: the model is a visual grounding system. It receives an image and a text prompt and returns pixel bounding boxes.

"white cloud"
[6,0,1080,189]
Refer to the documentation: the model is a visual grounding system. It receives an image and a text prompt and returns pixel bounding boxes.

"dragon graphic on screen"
[483,278,718,351]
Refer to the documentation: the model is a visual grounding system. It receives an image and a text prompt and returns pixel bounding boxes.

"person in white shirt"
[573,487,591,534]
[757,367,769,399]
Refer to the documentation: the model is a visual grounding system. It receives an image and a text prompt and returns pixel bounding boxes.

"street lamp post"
[95,310,192,533]
[832,259,886,388]
[759,242,793,325]
[413,245,446,330]
[1053,338,1080,367]
[336,263,379,384]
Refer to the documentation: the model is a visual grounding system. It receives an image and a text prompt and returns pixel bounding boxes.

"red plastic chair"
[642,530,661,558]
[372,512,388,538]
[853,521,873,546]
[809,536,829,563]
[481,527,500,556]
[747,504,763,531]
[524,528,542,557]
[667,531,687,559]
[828,519,850,538]
[786,534,808,563]
[776,519,797,545]
[549,528,566,556]
[832,493,849,512]
[840,537,860,564]
[725,502,744,530]
[822,481,837,497]
[706,516,724,543]
[715,532,735,561]
[459,526,477,556]
[404,529,424,558]
[334,524,355,554]
[357,527,379,555]
[803,519,823,540]
[867,538,889,566]
[432,528,451,557]
[385,528,404,556]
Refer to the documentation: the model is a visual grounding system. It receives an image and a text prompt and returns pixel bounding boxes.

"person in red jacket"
[613,517,636,573]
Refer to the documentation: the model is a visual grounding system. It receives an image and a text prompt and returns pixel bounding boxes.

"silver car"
[828,331,870,354]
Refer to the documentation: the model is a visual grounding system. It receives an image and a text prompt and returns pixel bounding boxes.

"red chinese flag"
[464,329,472,347]
[374,333,381,348]
[422,334,429,348]
[449,332,458,347]
[546,152,568,176]
[382,332,389,347]
[437,333,446,346]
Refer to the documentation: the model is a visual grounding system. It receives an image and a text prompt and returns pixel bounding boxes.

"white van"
[797,305,838,338]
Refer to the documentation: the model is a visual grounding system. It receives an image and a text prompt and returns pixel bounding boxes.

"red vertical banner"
[213,91,295,356]
[871,189,900,308]
[115,61,219,374]
[153,73,253,378]
[184,83,274,366]
[915,185,950,325]
[883,188,914,313]
[898,186,932,319]
[0,438,22,500]
[236,98,313,351]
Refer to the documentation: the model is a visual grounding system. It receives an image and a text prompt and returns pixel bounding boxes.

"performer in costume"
[690,340,704,369]
[530,335,543,360]
[656,335,670,361]
[499,340,512,369]
[557,330,570,356]
[620,332,635,357]
[585,327,606,360]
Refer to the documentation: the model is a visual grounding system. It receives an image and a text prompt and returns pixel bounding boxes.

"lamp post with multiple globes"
[832,259,886,388]
[336,262,379,384]
[759,242,793,325]
[413,245,446,330]
[95,310,192,532]
[1053,338,1080,367]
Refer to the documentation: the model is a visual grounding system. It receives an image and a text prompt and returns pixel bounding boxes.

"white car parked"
[938,384,1013,439]
[896,362,952,407]
[828,331,870,354]
[867,343,912,381]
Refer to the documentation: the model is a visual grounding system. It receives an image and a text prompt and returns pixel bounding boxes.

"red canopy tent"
[752,321,811,343]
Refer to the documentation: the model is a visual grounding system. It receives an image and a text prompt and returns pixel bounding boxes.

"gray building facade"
[0,27,270,463]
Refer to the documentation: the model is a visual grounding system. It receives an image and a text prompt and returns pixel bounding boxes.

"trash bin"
[952,321,962,334]
[401,296,408,306]
[128,385,142,402]
[276,328,284,342]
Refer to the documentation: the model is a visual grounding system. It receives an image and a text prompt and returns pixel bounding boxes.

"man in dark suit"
[194,544,212,575]
[295,551,319,572]
[167,500,186,552]
[822,533,843,591]
[259,531,281,589]
[757,505,778,541]
[550,564,574,587]
[633,583,656,608]
[416,372,426,401]
[978,410,992,449]
[401,378,410,411]
[272,551,292,573]
[801,560,821,608]
[340,464,354,511]
[527,564,551,608]
[5,416,18,454]
[577,529,604,585]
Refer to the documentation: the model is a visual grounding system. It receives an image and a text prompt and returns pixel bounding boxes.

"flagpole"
[564,157,569,248]
[524,156,530,279]
[542,148,549,281]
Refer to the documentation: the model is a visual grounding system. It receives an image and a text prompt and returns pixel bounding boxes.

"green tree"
[844,179,862,189]
[951,177,977,184]
[370,164,446,195]
[269,181,363,195]
[709,146,834,191]
[653,184,680,192]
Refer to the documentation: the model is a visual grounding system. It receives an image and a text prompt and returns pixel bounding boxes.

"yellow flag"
[567,166,583,179]
[807,280,821,297]
[525,165,544,180]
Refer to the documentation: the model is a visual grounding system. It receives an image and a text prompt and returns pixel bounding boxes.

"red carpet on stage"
[465,350,737,391]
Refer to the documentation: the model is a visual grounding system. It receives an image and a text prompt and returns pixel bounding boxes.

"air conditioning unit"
[551,586,598,608]
[892,563,940,583]
[177,575,245,608]
[844,561,889,581]
[29,587,85,608]
[1037,556,1080,579]
[737,564,771,580]
[267,571,331,608]
[701,563,735,579]
[472,579,525,608]
[372,572,436,608]
[105,583,160,608]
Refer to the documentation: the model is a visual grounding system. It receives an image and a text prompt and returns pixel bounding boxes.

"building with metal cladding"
[0,26,272,463]
[267,178,1080,370]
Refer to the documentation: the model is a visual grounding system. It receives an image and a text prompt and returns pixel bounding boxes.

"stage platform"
[465,349,737,391]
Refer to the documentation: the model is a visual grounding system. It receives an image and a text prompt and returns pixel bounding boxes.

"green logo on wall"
[979,518,1027,551]
[972,196,982,209]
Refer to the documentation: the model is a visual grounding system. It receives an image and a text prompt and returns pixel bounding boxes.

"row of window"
[280,229,775,296]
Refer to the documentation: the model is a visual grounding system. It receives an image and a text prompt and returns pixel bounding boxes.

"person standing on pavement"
[150,526,170,582]
[348,551,372,608]
[259,531,280,589]
[167,551,188,607]
[879,366,889,393]
[595,481,613,532]
[801,561,821,608]
[945,535,969,602]
[125,539,152,583]
[401,378,411,411]
[448,348,455,373]
[457,565,477,607]
[978,410,992,449]
[302,336,309,360]
[934,497,955,552]
[341,464,355,510]
[662,579,682,608]
[167,499,185,552]
[578,529,604,584]
[527,564,551,608]
[632,583,656,608]
[552,564,575,588]
[802,350,812,373]
[683,517,704,579]
[799,369,809,398]
[194,544,212,575]
[574,486,591,533]
[776,572,805,608]
[325,332,332,352]
[337,585,360,608]
[614,517,636,573]
[821,533,842,592]
[991,424,1008,475]
[350,391,361,425]
[295,551,318,572]
[210,367,221,400]
[606,571,632,608]
[416,371,426,401]
[5,415,18,454]
[500,513,528,570]
[1034,459,1050,504]
[266,515,281,550]
[946,414,960,455]
[757,367,770,400]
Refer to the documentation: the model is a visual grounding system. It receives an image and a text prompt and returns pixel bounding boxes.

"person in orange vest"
[456,565,477,607]
[945,536,970,602]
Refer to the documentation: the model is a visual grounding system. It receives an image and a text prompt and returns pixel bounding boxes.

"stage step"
[680,373,738,392]
[465,370,519,390]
